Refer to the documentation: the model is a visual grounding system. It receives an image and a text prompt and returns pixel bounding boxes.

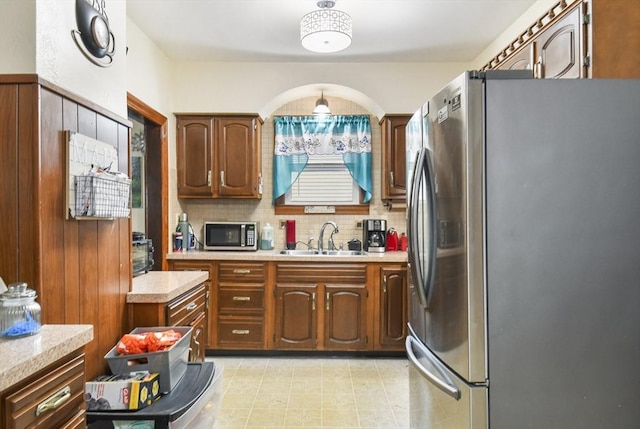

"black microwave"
[203,221,259,251]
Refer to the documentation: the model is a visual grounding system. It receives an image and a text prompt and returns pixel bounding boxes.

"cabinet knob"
[220,170,225,187]
[207,170,212,187]
[233,296,251,301]
[185,302,197,311]
[232,329,250,335]
[233,269,251,274]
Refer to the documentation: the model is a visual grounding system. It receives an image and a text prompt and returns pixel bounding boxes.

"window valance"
[273,115,372,203]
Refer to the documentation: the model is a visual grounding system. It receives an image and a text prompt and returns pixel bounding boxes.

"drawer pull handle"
[36,386,71,416]
[186,302,197,311]
[233,269,251,274]
[232,296,251,301]
[232,329,250,335]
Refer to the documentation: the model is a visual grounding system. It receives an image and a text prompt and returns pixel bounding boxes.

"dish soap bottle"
[261,223,274,250]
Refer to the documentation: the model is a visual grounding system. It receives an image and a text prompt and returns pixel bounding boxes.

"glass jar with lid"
[0,282,42,338]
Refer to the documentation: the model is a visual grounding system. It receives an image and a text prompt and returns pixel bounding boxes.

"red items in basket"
[116,329,183,355]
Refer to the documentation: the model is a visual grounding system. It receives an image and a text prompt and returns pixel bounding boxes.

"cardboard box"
[85,372,160,411]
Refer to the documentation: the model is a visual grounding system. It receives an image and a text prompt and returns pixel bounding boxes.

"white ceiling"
[126,0,539,63]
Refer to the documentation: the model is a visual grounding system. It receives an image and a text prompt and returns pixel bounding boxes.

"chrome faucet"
[318,221,339,253]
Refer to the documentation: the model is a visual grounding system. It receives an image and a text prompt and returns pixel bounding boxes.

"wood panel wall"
[0,75,131,380]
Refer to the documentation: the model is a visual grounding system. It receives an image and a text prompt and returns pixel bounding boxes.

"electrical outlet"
[356,221,362,228]
[279,220,286,229]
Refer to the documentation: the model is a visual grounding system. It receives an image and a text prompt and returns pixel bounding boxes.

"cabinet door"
[381,115,410,202]
[379,266,408,349]
[495,44,534,71]
[324,284,368,350]
[274,283,318,349]
[176,117,215,197]
[535,4,585,79]
[215,116,261,198]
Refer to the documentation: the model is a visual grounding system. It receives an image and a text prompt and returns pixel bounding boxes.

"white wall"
[172,61,468,118]
[0,0,36,73]
[0,0,127,117]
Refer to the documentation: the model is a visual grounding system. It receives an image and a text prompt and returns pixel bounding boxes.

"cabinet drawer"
[217,317,264,347]
[277,263,367,283]
[218,262,266,282]
[218,285,264,314]
[5,354,85,429]
[167,283,206,326]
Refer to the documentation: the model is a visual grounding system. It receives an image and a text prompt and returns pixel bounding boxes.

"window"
[284,154,360,205]
[273,115,372,214]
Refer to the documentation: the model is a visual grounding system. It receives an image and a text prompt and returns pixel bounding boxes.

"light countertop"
[0,324,93,392]
[166,249,408,263]
[128,271,208,304]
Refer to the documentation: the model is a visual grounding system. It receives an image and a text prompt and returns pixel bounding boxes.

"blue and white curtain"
[273,115,372,203]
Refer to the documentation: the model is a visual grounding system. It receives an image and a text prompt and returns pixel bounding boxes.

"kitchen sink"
[320,250,368,256]
[277,249,367,256]
[278,250,320,256]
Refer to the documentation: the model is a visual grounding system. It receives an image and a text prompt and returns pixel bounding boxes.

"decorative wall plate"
[71,0,115,67]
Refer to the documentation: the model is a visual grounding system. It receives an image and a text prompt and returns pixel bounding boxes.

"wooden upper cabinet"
[176,114,262,199]
[483,0,640,79]
[176,116,215,198]
[215,116,262,198]
[495,44,534,71]
[380,115,410,207]
[535,3,584,78]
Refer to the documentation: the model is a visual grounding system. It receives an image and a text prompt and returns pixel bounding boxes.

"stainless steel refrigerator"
[405,71,640,429]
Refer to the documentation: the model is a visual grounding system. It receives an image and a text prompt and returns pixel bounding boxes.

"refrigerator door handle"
[406,335,461,400]
[408,148,427,307]
[422,148,438,305]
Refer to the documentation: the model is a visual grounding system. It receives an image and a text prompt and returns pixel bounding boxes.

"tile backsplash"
[174,95,406,250]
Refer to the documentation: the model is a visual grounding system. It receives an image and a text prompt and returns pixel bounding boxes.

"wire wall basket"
[75,174,131,219]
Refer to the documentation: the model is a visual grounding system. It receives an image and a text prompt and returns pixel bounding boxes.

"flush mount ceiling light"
[301,0,352,53]
[313,92,331,115]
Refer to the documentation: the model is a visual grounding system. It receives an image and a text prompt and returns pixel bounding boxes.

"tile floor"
[199,356,409,429]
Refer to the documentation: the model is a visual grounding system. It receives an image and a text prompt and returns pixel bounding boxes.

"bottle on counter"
[400,232,408,251]
[177,213,190,251]
[261,223,274,250]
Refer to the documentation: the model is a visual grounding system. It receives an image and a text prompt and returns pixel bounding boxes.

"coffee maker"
[363,219,387,253]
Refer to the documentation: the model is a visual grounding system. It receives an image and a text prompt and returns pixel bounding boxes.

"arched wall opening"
[259,83,385,120]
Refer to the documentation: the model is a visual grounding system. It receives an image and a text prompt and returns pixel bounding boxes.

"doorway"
[127,93,169,271]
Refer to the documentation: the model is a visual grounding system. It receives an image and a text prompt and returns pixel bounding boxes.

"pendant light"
[313,92,331,115]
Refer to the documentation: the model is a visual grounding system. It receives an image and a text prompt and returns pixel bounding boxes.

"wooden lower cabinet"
[215,262,267,349]
[274,263,369,351]
[1,352,86,429]
[376,265,408,350]
[169,259,407,354]
[169,260,214,348]
[128,283,208,362]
